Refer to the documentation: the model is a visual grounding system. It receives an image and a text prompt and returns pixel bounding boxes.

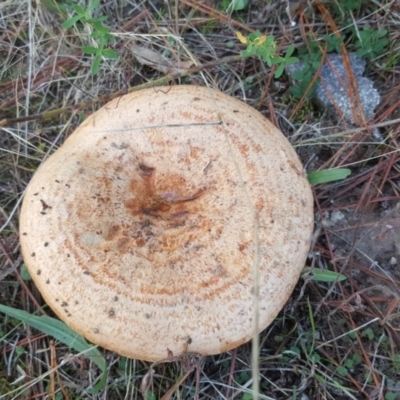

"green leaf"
[270,56,284,65]
[262,53,272,66]
[146,392,157,400]
[62,14,83,29]
[290,86,302,99]
[362,327,375,340]
[307,168,351,185]
[355,28,390,60]
[336,366,348,377]
[241,48,253,58]
[88,0,100,11]
[378,29,388,37]
[72,4,86,16]
[302,267,347,282]
[20,264,32,281]
[92,54,102,75]
[349,331,357,340]
[101,48,118,59]
[226,0,248,11]
[285,44,295,58]
[353,353,362,364]
[293,70,306,80]
[96,15,108,23]
[0,304,107,393]
[98,35,110,47]
[284,56,298,64]
[83,46,100,55]
[248,31,259,41]
[289,346,301,357]
[310,353,321,363]
[90,20,110,33]
[274,63,285,79]
[239,371,251,382]
[345,359,354,369]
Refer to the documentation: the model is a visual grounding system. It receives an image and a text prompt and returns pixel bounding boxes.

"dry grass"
[1,0,400,399]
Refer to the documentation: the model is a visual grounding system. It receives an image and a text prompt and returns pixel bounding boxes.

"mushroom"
[19,85,313,362]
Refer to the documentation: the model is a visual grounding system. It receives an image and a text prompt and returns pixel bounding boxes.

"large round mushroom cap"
[20,85,313,362]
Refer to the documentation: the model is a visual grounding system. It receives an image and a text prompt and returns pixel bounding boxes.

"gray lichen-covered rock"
[287,53,381,124]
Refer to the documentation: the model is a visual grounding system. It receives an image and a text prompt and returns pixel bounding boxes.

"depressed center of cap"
[126,163,205,222]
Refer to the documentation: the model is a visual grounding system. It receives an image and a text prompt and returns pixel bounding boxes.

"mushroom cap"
[19,86,313,362]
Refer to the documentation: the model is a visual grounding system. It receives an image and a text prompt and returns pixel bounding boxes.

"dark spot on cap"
[93,328,99,334]
[108,309,115,317]
[22,232,27,236]
[145,313,150,319]
[113,296,118,301]
[36,270,41,275]
[83,270,90,275]
[40,199,51,211]
[34,193,39,196]
[31,252,36,257]
[55,180,60,183]
[61,301,68,307]
[44,242,49,247]
[46,279,50,284]
[138,163,155,177]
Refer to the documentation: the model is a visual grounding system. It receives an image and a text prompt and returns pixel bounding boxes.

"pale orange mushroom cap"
[19,86,314,362]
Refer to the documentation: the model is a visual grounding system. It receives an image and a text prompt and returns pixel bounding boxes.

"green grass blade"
[302,267,347,282]
[0,304,107,393]
[307,168,351,185]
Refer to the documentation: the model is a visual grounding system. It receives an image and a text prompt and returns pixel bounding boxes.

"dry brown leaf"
[130,42,193,74]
